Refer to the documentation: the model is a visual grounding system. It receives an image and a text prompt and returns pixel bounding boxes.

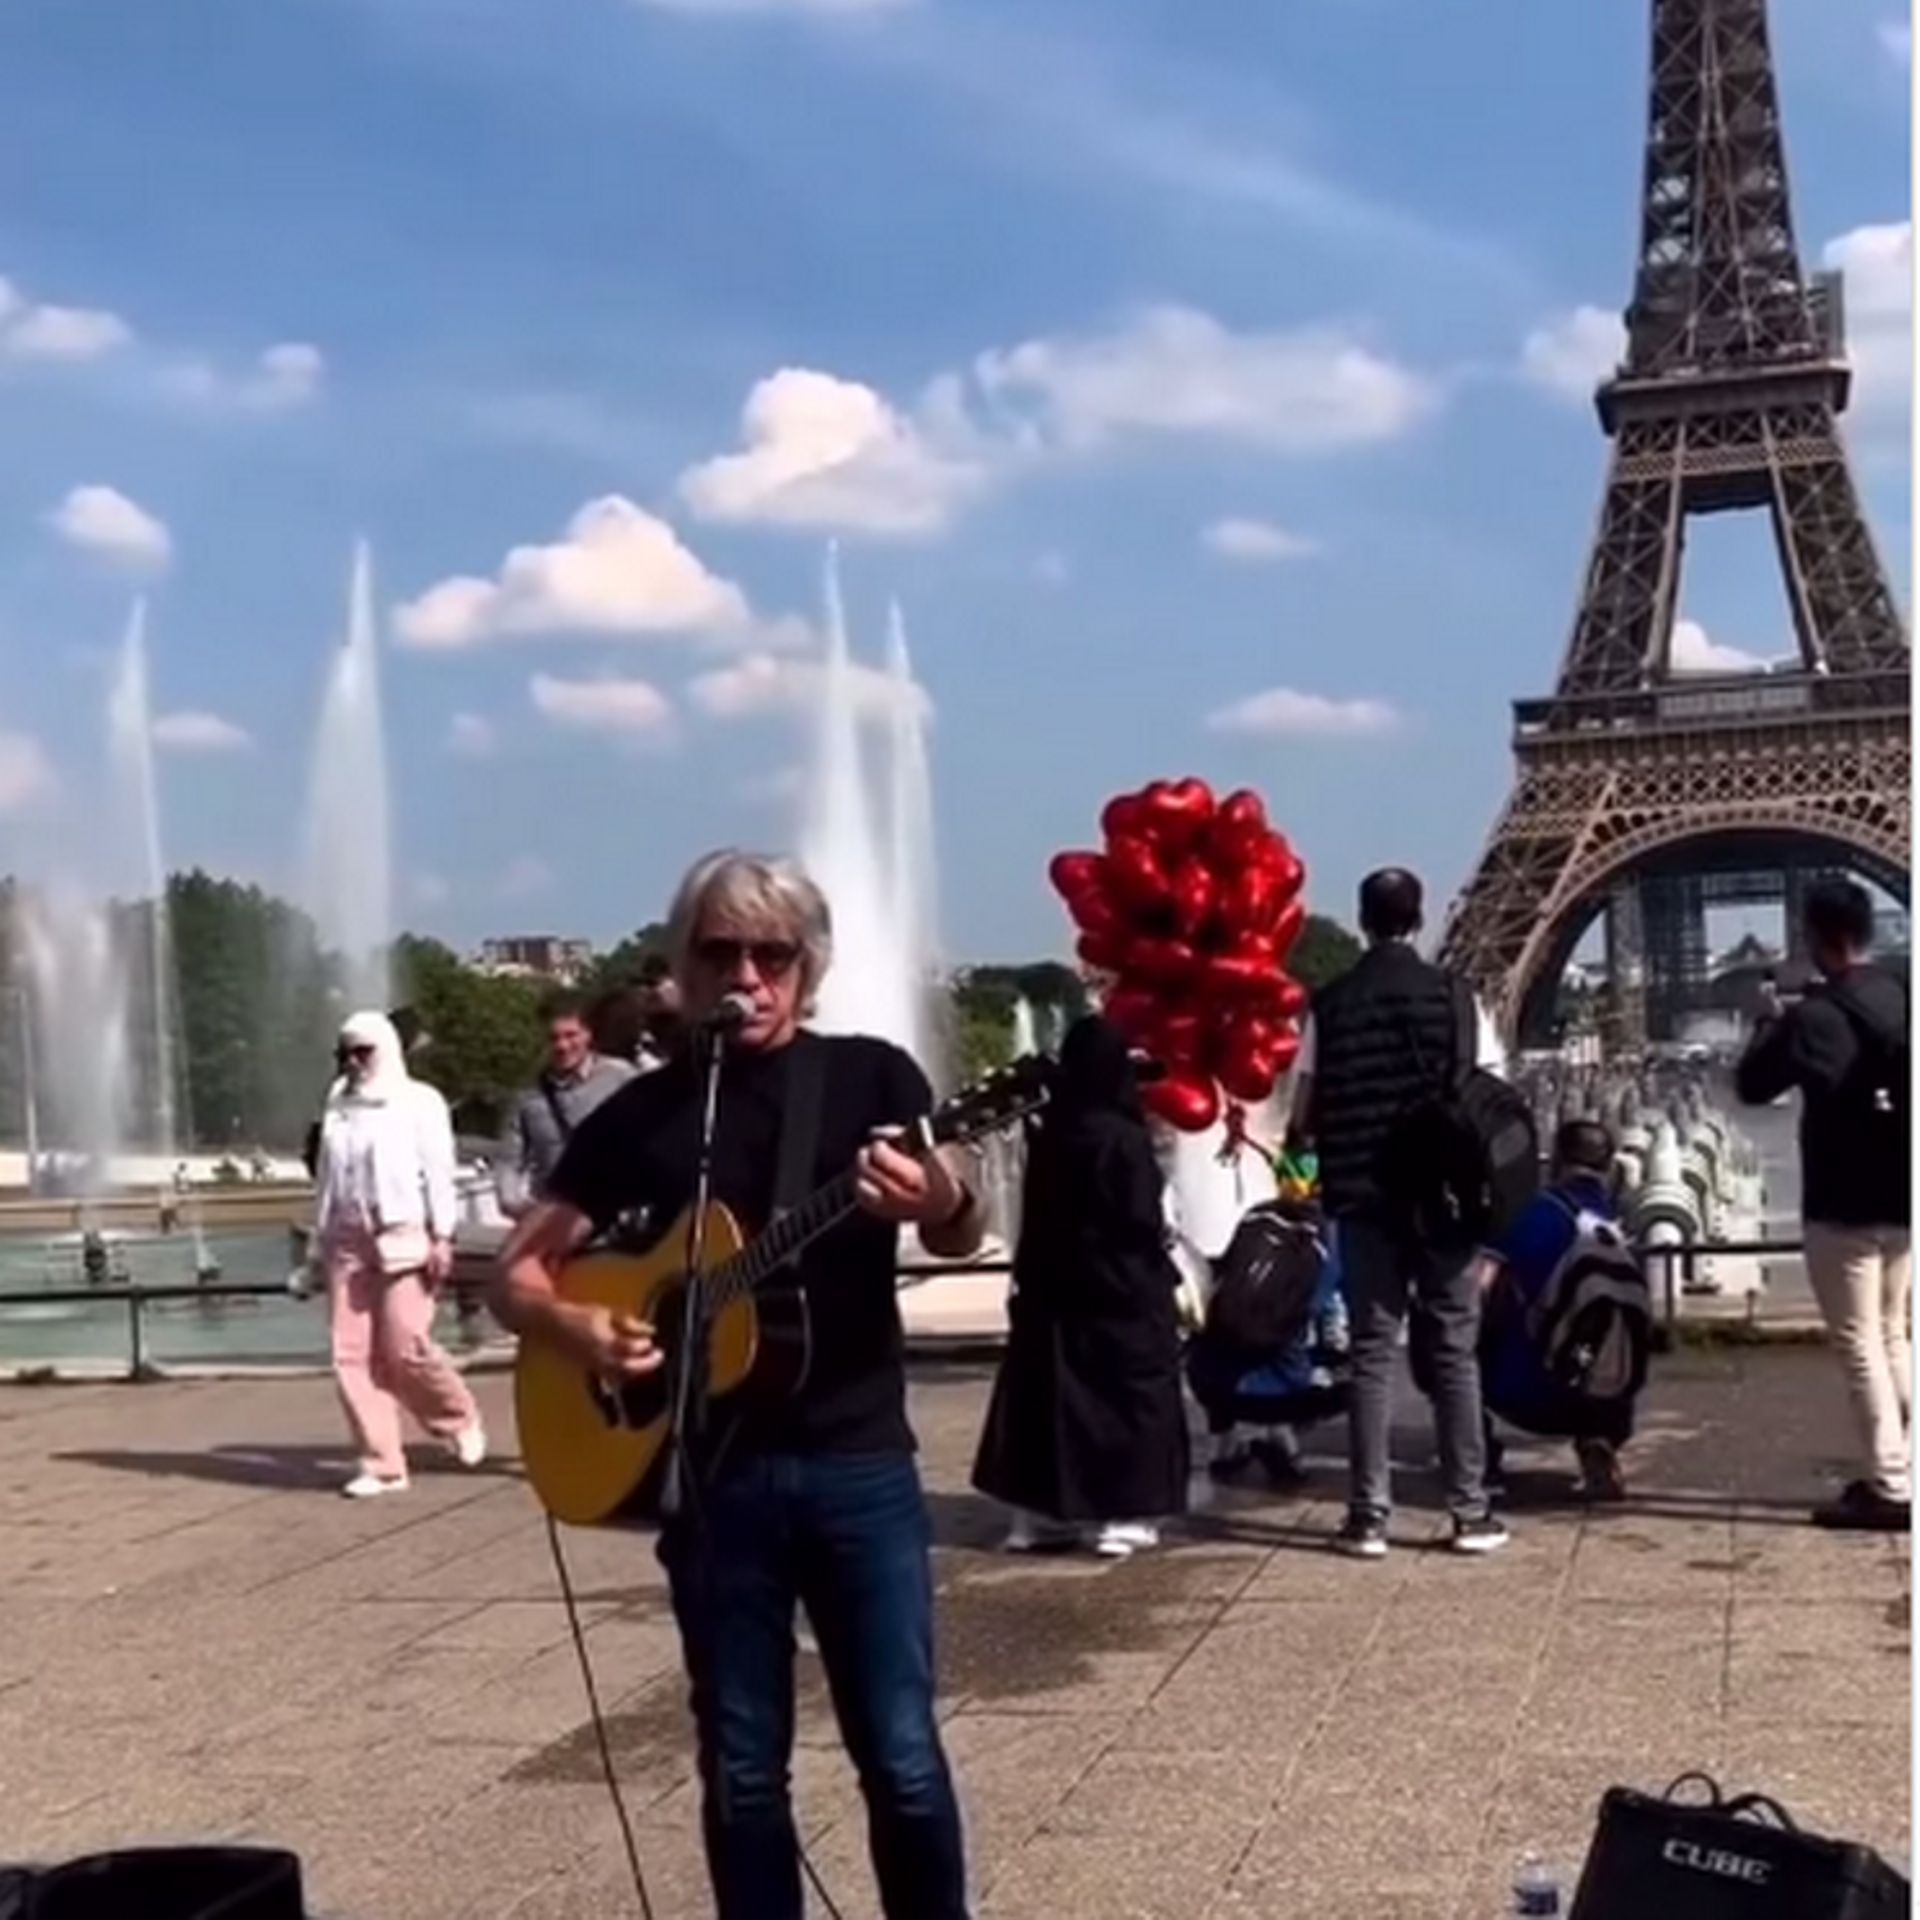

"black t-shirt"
[547,1030,933,1455]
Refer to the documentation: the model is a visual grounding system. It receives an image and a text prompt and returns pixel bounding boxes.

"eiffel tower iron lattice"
[1441,0,1910,1049]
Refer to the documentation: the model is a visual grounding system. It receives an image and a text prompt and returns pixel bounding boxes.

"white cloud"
[1207,686,1403,738]
[164,341,325,412]
[530,671,677,741]
[679,368,987,537]
[2,301,133,362]
[975,305,1438,452]
[45,485,172,569]
[1823,222,1912,432]
[447,712,498,758]
[1880,19,1912,63]
[497,855,553,901]
[0,731,56,813]
[1519,305,1626,402]
[1668,618,1771,676]
[688,649,930,725]
[1201,517,1319,563]
[151,710,253,753]
[395,497,751,648]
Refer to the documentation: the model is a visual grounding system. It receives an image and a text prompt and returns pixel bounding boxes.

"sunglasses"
[692,936,801,979]
[338,1044,376,1064]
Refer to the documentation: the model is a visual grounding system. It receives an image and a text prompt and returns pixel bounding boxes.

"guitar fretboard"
[706,1168,862,1310]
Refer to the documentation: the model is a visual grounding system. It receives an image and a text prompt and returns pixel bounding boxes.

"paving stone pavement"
[0,1345,1907,1918]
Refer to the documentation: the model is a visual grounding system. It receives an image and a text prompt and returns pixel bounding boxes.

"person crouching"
[1443,1119,1649,1502]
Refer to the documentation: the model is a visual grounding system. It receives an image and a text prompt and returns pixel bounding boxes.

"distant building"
[475,935,595,985]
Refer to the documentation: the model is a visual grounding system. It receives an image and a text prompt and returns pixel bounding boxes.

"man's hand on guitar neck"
[855,1135,984,1259]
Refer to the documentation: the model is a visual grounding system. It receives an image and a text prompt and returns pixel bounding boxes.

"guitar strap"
[773,1037,828,1228]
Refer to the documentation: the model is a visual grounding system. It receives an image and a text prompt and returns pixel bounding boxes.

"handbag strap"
[539,1076,575,1148]
[773,1037,827,1222]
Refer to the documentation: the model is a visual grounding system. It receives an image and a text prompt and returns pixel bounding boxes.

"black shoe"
[1208,1445,1256,1485]
[1335,1511,1390,1559]
[1813,1480,1911,1532]
[1577,1438,1626,1504]
[1451,1512,1511,1555]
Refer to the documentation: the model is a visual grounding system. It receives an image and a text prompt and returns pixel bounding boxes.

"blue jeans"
[659,1451,968,1920]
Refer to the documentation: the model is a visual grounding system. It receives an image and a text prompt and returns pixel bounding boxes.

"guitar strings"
[546,1514,657,1920]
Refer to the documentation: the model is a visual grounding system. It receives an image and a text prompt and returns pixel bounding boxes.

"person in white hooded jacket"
[313,1010,485,1496]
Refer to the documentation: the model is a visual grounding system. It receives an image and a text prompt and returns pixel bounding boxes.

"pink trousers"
[325,1227,478,1478]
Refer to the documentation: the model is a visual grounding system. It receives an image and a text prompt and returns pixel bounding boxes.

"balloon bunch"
[1049,779,1308,1132]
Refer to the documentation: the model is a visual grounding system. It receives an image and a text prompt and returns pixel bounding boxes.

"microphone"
[701,991,756,1035]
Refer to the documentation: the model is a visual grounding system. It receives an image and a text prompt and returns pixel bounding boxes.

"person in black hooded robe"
[972,1015,1190,1555]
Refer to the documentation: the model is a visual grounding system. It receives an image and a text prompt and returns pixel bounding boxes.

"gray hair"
[666,849,834,1010]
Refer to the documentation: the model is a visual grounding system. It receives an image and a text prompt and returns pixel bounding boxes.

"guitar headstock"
[921,1053,1053,1152]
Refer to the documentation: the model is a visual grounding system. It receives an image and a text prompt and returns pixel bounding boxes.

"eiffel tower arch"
[1442,0,1910,1050]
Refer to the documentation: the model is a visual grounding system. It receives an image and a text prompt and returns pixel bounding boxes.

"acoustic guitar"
[516,1056,1051,1525]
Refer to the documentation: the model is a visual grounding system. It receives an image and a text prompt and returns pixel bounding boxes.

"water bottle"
[1511,1851,1564,1916]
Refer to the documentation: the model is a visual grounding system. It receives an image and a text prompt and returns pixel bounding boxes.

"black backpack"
[1529,1197,1651,1408]
[1379,976,1539,1249]
[1207,1203,1325,1356]
[1824,975,1911,1189]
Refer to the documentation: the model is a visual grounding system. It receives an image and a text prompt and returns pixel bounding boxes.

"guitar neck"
[706,1168,863,1310]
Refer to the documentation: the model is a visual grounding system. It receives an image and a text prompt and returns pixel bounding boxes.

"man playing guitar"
[493,849,982,1920]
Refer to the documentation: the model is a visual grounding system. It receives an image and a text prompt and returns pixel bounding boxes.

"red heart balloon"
[1224,862,1280,936]
[1202,952,1277,1000]
[1219,1039,1277,1105]
[1170,859,1218,935]
[1138,777,1217,856]
[1143,1071,1220,1133]
[1048,850,1108,901]
[1270,1030,1302,1074]
[1270,899,1305,959]
[1104,833,1172,909]
[1076,930,1129,973]
[1127,936,1199,986]
[1155,1007,1208,1066]
[1272,975,1309,1019]
[1102,986,1159,1041]
[1101,792,1149,841]
[1065,889,1123,937]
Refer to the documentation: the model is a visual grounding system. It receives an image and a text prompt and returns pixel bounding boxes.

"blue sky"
[0,0,1908,962]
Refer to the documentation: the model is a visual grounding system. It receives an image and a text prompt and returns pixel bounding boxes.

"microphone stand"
[659,1016,729,1521]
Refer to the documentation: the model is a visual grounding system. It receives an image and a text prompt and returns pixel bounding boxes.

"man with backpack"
[1292,868,1528,1558]
[1466,1118,1649,1503]
[1737,879,1911,1532]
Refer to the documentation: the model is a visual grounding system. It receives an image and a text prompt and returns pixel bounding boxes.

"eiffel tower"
[1442,0,1910,1051]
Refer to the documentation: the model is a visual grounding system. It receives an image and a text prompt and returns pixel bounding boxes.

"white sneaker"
[341,1472,408,1499]
[448,1421,487,1469]
[1093,1522,1160,1558]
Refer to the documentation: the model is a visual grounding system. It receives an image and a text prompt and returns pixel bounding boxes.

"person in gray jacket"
[496,991,635,1218]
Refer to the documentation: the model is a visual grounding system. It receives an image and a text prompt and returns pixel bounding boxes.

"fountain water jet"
[16,601,188,1191]
[882,600,943,1081]
[303,540,393,1011]
[800,549,921,1065]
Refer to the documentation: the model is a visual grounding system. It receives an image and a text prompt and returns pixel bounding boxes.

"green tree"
[1289,914,1363,996]
[169,871,341,1147]
[393,934,546,1138]
[583,923,670,996]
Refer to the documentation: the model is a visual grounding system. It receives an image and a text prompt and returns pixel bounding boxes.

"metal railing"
[0,1237,1807,1380]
